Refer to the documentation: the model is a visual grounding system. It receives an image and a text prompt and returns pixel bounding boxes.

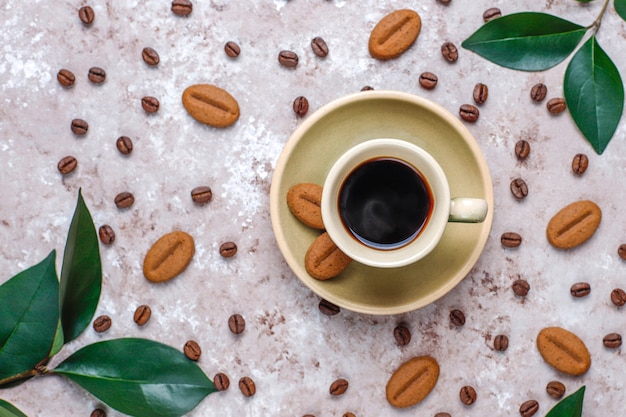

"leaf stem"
[589,0,611,32]
[0,367,46,387]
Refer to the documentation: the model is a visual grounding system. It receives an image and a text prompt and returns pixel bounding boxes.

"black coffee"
[338,157,432,249]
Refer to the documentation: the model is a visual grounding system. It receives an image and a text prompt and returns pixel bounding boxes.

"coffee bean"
[228,313,245,334]
[611,288,626,306]
[57,155,78,175]
[515,139,531,159]
[90,408,106,417]
[547,97,566,114]
[459,385,476,405]
[483,7,502,22]
[184,340,201,360]
[329,378,349,396]
[473,83,489,104]
[93,315,111,333]
[219,241,237,258]
[98,224,116,245]
[78,6,95,25]
[311,36,329,57]
[510,178,528,200]
[71,118,89,135]
[570,282,591,298]
[293,96,309,117]
[519,400,539,417]
[142,47,160,66]
[450,309,465,327]
[434,414,451,417]
[419,72,438,90]
[361,86,374,91]
[191,186,212,204]
[393,324,411,346]
[530,83,548,102]
[512,279,530,297]
[603,332,622,348]
[494,334,509,352]
[278,50,299,68]
[501,232,522,248]
[342,413,356,417]
[214,372,230,391]
[224,41,241,58]
[571,153,588,175]
[618,244,626,260]
[133,305,151,326]
[546,381,566,399]
[441,42,458,62]
[459,104,479,122]
[114,192,134,209]
[141,96,160,113]
[172,0,193,16]
[319,298,340,316]
[438,0,451,3]
[88,66,106,84]
[239,376,256,397]
[116,136,133,155]
[57,69,76,87]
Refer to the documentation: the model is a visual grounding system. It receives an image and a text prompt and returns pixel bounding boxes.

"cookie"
[546,200,601,249]
[368,9,422,60]
[182,84,240,128]
[143,231,195,283]
[536,327,591,376]
[287,183,324,230]
[305,232,352,280]
[386,356,440,408]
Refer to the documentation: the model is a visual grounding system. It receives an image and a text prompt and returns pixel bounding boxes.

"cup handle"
[449,198,488,223]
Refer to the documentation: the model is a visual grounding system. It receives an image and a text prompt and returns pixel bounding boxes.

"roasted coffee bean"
[133,305,151,326]
[611,288,626,306]
[88,66,106,84]
[530,83,548,102]
[57,156,77,175]
[361,86,374,91]
[191,186,212,204]
[239,376,256,397]
[71,118,89,135]
[142,47,160,66]
[98,224,116,245]
[78,6,95,24]
[459,385,477,405]
[116,136,133,155]
[441,42,458,62]
[438,0,451,3]
[219,241,237,258]
[293,96,309,117]
[603,332,622,348]
[319,298,340,316]
[93,315,111,333]
[547,97,566,114]
[459,104,479,122]
[519,400,539,417]
[90,408,106,417]
[184,340,201,360]
[434,414,451,417]
[618,244,626,260]
[330,378,349,396]
[57,69,76,87]
[141,96,160,113]
[214,372,230,391]
[570,282,591,298]
[224,41,241,57]
[501,232,522,248]
[278,50,299,68]
[515,139,531,160]
[512,279,530,297]
[510,178,528,200]
[228,313,245,334]
[546,381,566,399]
[494,334,509,352]
[473,83,489,104]
[171,0,193,16]
[419,72,438,90]
[483,7,502,22]
[114,192,134,209]
[450,309,465,327]
[342,413,356,417]
[393,324,411,346]
[571,153,589,175]
[311,36,329,57]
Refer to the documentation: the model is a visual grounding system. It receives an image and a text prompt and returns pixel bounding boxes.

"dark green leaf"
[55,338,216,417]
[616,0,626,22]
[0,399,28,417]
[564,36,624,154]
[0,251,59,381]
[60,189,102,343]
[49,320,64,357]
[545,385,585,417]
[461,12,586,71]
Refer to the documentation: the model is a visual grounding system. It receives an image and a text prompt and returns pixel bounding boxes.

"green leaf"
[616,0,626,22]
[55,338,216,417]
[48,320,64,358]
[546,385,585,417]
[564,36,624,154]
[461,12,586,71]
[60,189,102,343]
[0,399,28,417]
[0,251,59,381]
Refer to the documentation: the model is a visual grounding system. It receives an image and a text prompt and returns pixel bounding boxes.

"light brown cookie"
[386,356,440,408]
[305,232,352,280]
[368,9,422,60]
[546,200,601,249]
[287,183,324,230]
[182,84,240,128]
[536,327,591,376]
[143,231,195,283]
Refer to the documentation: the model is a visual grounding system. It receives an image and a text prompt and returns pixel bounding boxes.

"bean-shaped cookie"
[369,9,422,60]
[536,327,591,375]
[287,183,324,230]
[143,231,195,283]
[182,84,240,128]
[546,200,601,249]
[305,232,352,280]
[386,356,439,408]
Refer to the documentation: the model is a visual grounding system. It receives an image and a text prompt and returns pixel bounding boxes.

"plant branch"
[588,0,611,32]
[0,367,46,387]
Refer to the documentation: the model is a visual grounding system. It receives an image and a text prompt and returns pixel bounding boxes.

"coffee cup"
[321,138,488,268]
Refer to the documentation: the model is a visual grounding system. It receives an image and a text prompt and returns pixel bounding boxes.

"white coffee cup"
[321,138,488,268]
